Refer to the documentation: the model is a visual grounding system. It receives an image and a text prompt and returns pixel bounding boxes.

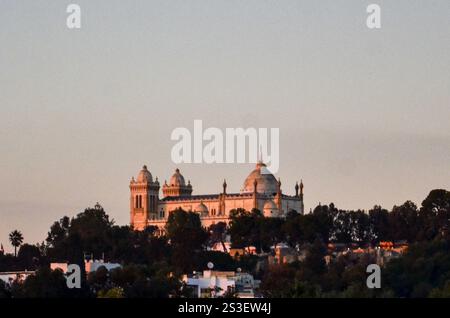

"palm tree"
[208,222,228,253]
[9,230,24,257]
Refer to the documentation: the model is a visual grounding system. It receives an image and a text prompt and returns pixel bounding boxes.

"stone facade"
[130,162,304,232]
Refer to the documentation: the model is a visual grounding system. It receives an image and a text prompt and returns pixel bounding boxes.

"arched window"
[135,195,139,208]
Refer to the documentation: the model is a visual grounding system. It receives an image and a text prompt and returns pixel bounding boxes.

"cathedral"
[129,162,304,232]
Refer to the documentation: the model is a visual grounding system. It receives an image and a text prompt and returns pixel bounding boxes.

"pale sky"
[1,0,450,251]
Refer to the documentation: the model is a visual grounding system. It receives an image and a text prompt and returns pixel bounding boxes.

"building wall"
[143,195,302,232]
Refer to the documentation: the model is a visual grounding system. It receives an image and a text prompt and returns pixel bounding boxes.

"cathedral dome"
[241,162,278,195]
[195,201,209,217]
[169,168,186,187]
[137,165,153,183]
[263,200,278,217]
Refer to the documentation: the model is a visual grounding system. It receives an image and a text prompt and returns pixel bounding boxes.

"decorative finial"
[223,179,227,194]
[175,168,180,173]
[143,165,147,170]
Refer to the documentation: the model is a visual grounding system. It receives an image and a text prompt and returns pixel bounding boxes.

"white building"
[182,270,260,298]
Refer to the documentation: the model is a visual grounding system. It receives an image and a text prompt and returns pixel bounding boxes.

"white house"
[182,270,260,298]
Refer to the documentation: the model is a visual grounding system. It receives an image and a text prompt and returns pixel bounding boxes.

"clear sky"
[1,0,450,251]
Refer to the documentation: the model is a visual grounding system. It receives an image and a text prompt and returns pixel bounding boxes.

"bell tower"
[130,165,160,230]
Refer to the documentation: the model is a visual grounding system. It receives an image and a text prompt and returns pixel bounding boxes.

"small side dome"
[195,201,209,217]
[170,168,186,186]
[263,200,278,217]
[137,165,153,183]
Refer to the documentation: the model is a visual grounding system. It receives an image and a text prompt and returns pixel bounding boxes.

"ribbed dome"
[169,168,186,186]
[137,165,153,183]
[241,162,278,194]
[195,201,209,216]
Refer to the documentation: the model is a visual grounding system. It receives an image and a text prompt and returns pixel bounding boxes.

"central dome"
[241,162,278,195]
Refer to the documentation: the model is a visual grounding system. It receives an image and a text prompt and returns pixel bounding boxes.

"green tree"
[282,212,303,248]
[109,265,181,298]
[429,280,450,298]
[46,216,70,248]
[208,222,228,252]
[369,205,389,243]
[383,240,450,298]
[312,203,335,243]
[165,208,208,273]
[349,210,371,243]
[46,203,114,265]
[69,203,114,258]
[259,264,296,298]
[98,287,125,298]
[229,208,264,252]
[11,267,89,298]
[17,244,42,270]
[0,280,11,298]
[302,238,327,279]
[9,230,24,257]
[259,217,285,252]
[418,189,450,241]
[388,201,418,242]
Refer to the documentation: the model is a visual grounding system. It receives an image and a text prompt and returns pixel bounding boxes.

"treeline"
[1,189,450,298]
[229,189,450,251]
[0,203,256,298]
[258,238,450,298]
